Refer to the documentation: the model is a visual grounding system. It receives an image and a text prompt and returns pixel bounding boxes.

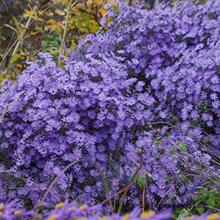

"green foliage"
[137,176,145,188]
[175,187,220,219]
[193,187,220,212]
[41,34,60,59]
[178,141,187,152]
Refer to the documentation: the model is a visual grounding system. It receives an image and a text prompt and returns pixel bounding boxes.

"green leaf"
[175,195,181,203]
[207,198,216,207]
[137,176,145,188]
[177,209,191,219]
[178,141,187,152]
[170,147,175,155]
[196,206,205,215]
[167,198,173,204]
[154,137,162,145]
[70,40,77,51]
[180,175,190,184]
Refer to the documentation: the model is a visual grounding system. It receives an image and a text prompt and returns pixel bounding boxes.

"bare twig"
[100,164,142,206]
[141,182,146,212]
[58,0,72,64]
[0,169,75,202]
[39,160,81,205]
[156,186,172,211]
[93,163,114,213]
[1,0,9,14]
[11,7,36,56]
[58,0,80,65]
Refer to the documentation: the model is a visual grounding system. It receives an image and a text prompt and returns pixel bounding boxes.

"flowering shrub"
[76,0,220,206]
[0,52,133,207]
[79,0,220,140]
[0,0,219,213]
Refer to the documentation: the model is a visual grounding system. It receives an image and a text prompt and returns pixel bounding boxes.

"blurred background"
[0,0,115,83]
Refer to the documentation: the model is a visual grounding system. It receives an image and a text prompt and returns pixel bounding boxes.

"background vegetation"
[0,0,117,84]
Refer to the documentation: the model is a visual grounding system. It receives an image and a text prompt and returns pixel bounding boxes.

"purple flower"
[0,0,219,213]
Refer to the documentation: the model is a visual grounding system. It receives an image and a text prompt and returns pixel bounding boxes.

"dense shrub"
[77,1,220,203]
[0,52,133,207]
[0,0,219,212]
[79,0,220,141]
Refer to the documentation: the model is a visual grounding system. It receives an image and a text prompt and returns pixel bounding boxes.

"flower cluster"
[45,202,172,220]
[0,52,133,207]
[0,201,219,220]
[0,201,32,220]
[0,0,219,212]
[79,0,220,138]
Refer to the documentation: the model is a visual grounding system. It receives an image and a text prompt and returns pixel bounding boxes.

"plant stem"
[58,0,72,65]
[36,160,80,212]
[100,165,142,206]
[141,182,146,212]
[93,163,114,213]
[12,7,36,56]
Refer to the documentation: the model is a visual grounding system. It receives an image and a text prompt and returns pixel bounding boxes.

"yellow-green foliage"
[0,0,116,85]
